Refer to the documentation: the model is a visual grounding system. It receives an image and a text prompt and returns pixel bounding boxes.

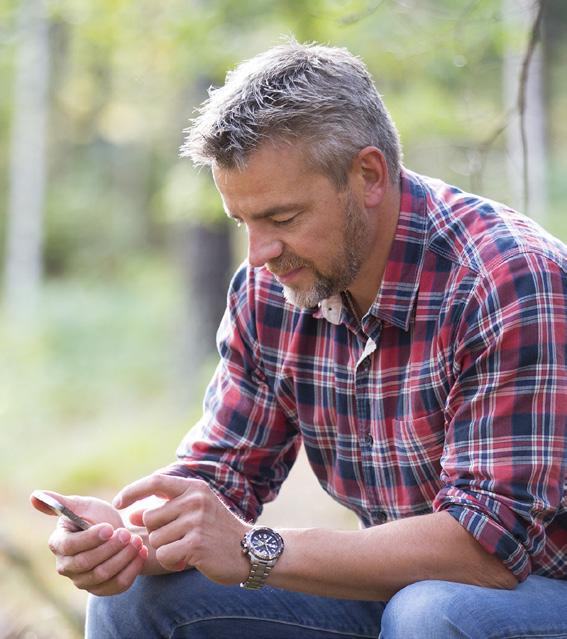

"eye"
[272,214,298,227]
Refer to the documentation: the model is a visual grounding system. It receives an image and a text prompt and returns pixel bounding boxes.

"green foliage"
[3,0,563,274]
[1,3,566,634]
[0,257,190,488]
[160,164,224,225]
[1,0,565,495]
[1,0,564,467]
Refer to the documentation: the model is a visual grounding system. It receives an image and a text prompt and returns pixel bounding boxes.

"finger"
[127,496,168,527]
[72,540,145,590]
[147,517,188,549]
[88,551,148,596]
[49,522,115,558]
[128,508,146,527]
[155,537,191,572]
[32,491,119,529]
[114,474,192,510]
[142,496,188,532]
[31,490,89,515]
[56,528,142,578]
[30,490,64,516]
[144,481,214,532]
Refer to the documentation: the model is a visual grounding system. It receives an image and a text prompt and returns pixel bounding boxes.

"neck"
[348,184,401,316]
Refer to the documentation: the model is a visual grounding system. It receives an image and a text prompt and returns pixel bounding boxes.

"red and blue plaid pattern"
[170,168,567,582]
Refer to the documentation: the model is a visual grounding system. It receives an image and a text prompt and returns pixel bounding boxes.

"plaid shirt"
[169,168,567,582]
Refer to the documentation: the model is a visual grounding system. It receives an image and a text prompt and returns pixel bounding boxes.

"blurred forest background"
[1,0,566,636]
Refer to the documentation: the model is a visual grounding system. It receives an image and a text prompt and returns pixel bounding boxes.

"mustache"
[267,252,310,277]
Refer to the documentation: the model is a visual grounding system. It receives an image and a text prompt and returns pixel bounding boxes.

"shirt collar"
[315,167,428,331]
[314,293,344,325]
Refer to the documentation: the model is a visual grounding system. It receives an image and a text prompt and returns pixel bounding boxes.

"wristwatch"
[240,526,284,590]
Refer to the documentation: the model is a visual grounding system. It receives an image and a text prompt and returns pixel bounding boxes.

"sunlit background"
[1,0,566,636]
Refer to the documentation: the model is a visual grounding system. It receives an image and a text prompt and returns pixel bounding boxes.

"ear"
[353,146,388,208]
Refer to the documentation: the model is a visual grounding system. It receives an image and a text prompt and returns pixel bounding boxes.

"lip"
[274,267,305,285]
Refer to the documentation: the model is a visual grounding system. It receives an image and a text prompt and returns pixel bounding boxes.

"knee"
[380,580,477,639]
[86,580,149,638]
[86,574,179,638]
[86,591,128,638]
[86,570,235,638]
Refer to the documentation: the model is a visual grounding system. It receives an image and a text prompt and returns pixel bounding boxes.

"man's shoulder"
[411,171,567,277]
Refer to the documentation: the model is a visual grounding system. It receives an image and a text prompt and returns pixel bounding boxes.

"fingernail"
[112,496,122,508]
[130,535,142,550]
[99,526,113,541]
[139,545,149,560]
[118,529,131,544]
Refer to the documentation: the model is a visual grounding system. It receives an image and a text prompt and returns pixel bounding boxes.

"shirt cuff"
[434,486,531,582]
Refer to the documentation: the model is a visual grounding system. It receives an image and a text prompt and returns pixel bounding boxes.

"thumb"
[30,490,71,516]
[124,496,168,528]
[128,508,146,527]
[31,490,95,530]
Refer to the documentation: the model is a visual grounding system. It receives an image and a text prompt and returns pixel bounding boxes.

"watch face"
[248,528,283,561]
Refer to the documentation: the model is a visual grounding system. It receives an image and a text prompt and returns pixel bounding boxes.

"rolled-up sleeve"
[165,265,301,521]
[434,252,567,581]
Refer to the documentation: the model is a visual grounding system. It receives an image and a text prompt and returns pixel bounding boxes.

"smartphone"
[32,490,91,531]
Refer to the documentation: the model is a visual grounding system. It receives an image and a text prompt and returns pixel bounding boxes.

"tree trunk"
[173,221,233,403]
[3,0,50,316]
[502,0,547,222]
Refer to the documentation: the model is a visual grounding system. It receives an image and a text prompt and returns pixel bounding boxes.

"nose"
[247,227,283,268]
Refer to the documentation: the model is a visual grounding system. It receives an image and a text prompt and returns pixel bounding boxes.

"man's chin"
[281,284,327,309]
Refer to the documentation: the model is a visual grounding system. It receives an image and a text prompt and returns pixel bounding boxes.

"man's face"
[265,190,369,307]
[212,143,372,308]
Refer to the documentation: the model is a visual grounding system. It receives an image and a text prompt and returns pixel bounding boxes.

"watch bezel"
[241,526,284,562]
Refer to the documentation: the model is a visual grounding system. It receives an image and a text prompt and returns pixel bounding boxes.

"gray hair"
[181,40,402,187]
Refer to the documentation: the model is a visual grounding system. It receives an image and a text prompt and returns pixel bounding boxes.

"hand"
[114,475,251,585]
[31,490,148,596]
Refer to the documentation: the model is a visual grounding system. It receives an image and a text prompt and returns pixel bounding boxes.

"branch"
[338,0,387,26]
[517,0,547,211]
[474,0,547,206]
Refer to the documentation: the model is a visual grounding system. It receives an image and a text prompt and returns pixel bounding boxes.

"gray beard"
[281,277,335,309]
[279,192,369,309]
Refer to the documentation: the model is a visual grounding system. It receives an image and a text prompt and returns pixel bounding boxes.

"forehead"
[213,142,308,190]
[212,142,332,217]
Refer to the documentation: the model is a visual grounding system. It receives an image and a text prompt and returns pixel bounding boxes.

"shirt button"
[365,433,374,446]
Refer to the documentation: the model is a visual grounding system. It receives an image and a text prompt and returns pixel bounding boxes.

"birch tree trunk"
[502,0,547,222]
[3,0,50,316]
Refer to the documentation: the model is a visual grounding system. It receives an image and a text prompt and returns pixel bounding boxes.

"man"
[36,41,567,638]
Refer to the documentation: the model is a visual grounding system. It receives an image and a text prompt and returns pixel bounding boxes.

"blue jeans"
[86,570,567,638]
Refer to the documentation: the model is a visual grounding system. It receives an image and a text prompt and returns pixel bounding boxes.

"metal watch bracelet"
[241,558,276,590]
[240,526,284,590]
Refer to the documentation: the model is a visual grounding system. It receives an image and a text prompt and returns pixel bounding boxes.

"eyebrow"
[227,203,302,222]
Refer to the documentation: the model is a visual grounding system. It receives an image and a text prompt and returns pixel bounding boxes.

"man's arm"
[271,512,516,600]
[39,265,302,597]
[114,253,566,598]
[432,253,567,582]
[163,263,302,522]
[115,474,516,601]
